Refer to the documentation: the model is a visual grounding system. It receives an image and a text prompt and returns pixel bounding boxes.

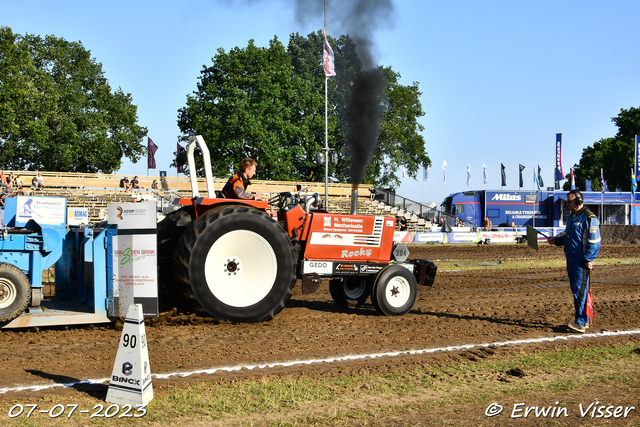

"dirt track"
[0,242,639,402]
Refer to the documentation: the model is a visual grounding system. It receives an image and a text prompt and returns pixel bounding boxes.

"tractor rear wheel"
[0,263,31,323]
[173,205,295,322]
[157,206,195,308]
[371,265,417,316]
[329,277,372,309]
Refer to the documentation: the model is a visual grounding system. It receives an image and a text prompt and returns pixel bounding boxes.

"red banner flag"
[323,32,336,77]
[177,143,184,174]
[147,137,158,169]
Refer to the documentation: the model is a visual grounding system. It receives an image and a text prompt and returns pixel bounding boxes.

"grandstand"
[4,171,437,231]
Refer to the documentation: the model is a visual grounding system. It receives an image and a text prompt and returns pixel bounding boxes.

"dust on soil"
[0,241,639,426]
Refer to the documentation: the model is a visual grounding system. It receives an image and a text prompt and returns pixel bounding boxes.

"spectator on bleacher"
[36,172,45,188]
[397,216,408,231]
[6,172,14,188]
[0,172,5,186]
[131,176,141,190]
[0,193,5,209]
[4,184,12,197]
[369,187,376,201]
[15,175,23,195]
[32,172,45,190]
[120,176,131,191]
[151,179,158,191]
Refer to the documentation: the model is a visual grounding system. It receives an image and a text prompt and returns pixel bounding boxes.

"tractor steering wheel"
[268,192,292,210]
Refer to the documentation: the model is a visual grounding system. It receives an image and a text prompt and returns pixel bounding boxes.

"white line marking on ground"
[2,329,639,395]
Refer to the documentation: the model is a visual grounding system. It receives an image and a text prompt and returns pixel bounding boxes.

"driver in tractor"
[222,157,265,201]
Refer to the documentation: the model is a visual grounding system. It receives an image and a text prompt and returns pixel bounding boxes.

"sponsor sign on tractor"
[304,261,333,275]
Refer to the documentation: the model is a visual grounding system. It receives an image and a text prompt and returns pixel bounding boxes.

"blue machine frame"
[1,197,118,328]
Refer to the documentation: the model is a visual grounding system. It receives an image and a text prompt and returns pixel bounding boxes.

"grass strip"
[4,343,638,426]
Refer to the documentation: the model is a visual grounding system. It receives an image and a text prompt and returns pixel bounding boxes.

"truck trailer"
[442,190,640,228]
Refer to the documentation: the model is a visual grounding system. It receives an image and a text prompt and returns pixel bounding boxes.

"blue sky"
[4,1,640,204]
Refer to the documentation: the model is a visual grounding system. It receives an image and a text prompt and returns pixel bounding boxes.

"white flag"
[483,163,487,186]
[402,165,406,178]
[424,166,429,182]
[323,33,336,77]
[466,164,471,188]
[442,160,447,184]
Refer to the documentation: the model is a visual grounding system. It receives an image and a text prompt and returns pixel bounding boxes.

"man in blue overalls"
[547,190,601,333]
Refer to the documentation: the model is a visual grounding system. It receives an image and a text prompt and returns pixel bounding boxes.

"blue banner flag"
[586,178,592,192]
[555,133,563,181]
[635,136,640,189]
[519,164,525,188]
[537,165,544,189]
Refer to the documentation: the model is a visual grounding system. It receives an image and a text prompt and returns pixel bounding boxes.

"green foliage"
[0,27,147,173]
[566,107,639,192]
[177,31,430,186]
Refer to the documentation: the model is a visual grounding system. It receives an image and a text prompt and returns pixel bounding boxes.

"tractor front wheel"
[329,277,372,309]
[173,205,295,322]
[0,263,31,323]
[371,265,417,316]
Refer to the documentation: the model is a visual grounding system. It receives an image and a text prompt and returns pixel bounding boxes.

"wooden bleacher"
[3,171,433,231]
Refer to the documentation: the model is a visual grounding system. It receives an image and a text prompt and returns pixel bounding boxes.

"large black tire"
[157,206,196,264]
[329,277,372,309]
[370,265,417,316]
[157,206,195,308]
[173,205,295,322]
[0,263,31,323]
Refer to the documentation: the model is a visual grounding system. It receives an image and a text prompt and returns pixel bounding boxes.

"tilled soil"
[0,243,639,425]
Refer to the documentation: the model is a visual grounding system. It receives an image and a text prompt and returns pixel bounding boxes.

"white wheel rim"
[344,280,367,299]
[384,275,411,308]
[0,279,17,309]
[204,230,277,307]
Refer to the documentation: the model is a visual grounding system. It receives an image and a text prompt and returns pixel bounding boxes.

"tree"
[177,31,430,186]
[177,37,320,181]
[0,27,147,173]
[565,107,639,192]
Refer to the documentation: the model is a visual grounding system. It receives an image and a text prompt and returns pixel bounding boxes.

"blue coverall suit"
[554,206,601,327]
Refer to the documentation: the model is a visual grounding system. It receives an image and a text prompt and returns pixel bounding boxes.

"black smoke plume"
[293,0,396,186]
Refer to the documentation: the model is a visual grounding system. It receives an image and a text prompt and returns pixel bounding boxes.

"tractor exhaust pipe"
[351,187,358,215]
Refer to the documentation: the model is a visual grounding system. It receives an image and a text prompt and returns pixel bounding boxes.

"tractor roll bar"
[186,135,216,198]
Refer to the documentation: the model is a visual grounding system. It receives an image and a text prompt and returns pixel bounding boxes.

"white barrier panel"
[106,304,153,407]
[479,231,515,243]
[414,232,445,243]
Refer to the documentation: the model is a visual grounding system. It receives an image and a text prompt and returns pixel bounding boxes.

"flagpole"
[323,0,329,209]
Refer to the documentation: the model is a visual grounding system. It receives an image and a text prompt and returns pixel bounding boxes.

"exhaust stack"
[351,187,358,215]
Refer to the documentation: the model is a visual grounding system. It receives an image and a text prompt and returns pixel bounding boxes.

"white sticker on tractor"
[304,261,333,275]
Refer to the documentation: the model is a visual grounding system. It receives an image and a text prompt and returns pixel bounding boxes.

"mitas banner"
[555,133,563,182]
[635,136,640,184]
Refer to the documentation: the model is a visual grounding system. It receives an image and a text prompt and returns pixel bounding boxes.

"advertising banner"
[635,136,640,182]
[447,232,479,243]
[67,207,89,225]
[108,202,158,317]
[555,133,563,181]
[413,232,445,244]
[15,196,66,227]
[479,231,514,243]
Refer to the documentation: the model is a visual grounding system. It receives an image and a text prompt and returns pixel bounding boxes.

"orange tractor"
[158,136,437,322]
